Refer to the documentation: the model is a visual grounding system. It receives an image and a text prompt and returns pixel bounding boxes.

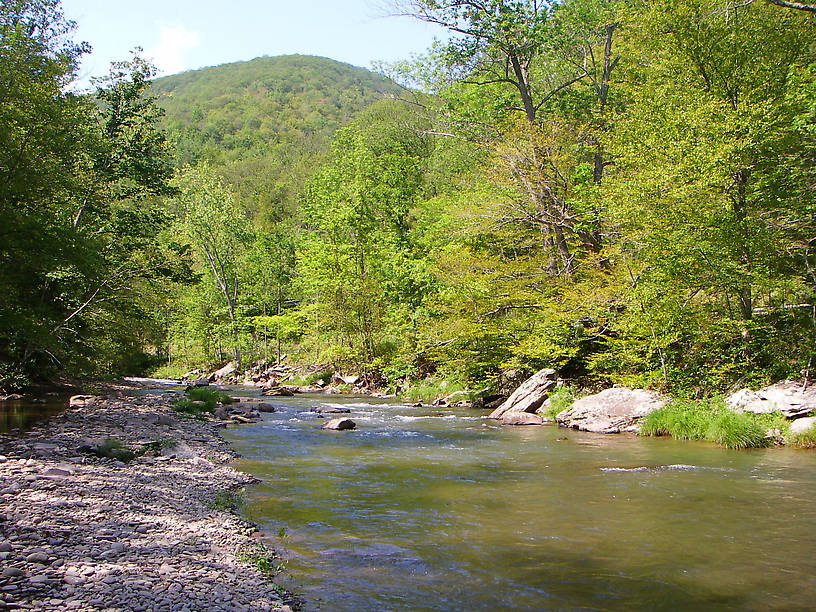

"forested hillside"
[151,55,403,220]
[3,0,816,401]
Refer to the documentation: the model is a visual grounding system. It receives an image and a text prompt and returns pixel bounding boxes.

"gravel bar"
[0,392,295,611]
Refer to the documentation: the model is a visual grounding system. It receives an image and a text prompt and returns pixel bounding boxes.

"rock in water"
[322,418,356,431]
[727,381,816,419]
[556,388,668,434]
[69,395,98,408]
[500,412,544,426]
[489,368,556,419]
[310,405,350,414]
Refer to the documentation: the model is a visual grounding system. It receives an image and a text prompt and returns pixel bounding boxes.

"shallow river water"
[221,392,816,611]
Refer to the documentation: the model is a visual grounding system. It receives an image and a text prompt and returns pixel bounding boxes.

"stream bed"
[223,393,816,611]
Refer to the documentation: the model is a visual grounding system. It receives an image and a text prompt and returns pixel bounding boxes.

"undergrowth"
[172,387,234,416]
[399,379,465,404]
[542,386,574,421]
[238,542,286,577]
[208,489,244,512]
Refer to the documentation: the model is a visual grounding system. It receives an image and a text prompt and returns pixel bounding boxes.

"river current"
[223,392,816,611]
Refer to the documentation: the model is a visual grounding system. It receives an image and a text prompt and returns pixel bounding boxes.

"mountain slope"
[151,55,403,220]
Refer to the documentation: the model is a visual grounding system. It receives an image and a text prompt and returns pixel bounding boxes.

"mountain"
[151,55,403,221]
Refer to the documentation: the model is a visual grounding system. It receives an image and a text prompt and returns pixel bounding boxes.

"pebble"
[0,393,291,611]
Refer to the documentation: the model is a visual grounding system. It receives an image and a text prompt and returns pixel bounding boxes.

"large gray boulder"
[322,418,356,431]
[489,368,556,419]
[726,381,816,419]
[500,412,544,426]
[790,416,816,435]
[556,388,668,434]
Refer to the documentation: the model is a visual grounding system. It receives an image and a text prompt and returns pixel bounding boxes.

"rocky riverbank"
[0,392,296,611]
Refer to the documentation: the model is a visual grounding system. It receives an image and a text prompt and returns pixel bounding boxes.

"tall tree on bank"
[395,0,620,276]
[172,164,252,369]
[0,0,177,388]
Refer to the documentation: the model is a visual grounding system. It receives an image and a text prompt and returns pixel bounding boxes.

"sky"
[60,0,446,87]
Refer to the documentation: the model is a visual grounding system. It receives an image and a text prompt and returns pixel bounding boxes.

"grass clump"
[208,489,244,512]
[788,423,816,448]
[400,379,465,404]
[139,438,176,456]
[91,438,136,462]
[542,386,574,421]
[640,398,768,449]
[172,387,234,416]
[238,542,286,577]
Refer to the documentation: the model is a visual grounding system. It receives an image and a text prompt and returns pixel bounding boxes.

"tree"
[172,164,252,368]
[394,0,620,275]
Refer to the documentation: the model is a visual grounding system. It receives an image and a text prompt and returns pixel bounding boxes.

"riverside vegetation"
[4,0,816,440]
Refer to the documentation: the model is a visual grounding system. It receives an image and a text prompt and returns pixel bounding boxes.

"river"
[223,392,816,611]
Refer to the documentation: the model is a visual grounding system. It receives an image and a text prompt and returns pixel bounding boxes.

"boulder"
[262,387,294,397]
[500,412,544,426]
[489,368,556,419]
[209,361,236,382]
[311,405,350,414]
[190,377,210,388]
[255,402,276,413]
[322,417,356,431]
[69,395,98,408]
[333,373,360,386]
[726,381,816,419]
[790,416,816,435]
[471,394,505,411]
[556,388,668,434]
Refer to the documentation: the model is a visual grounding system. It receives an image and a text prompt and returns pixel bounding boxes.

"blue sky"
[60,0,444,86]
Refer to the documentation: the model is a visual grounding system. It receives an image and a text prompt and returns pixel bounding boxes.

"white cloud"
[147,24,200,76]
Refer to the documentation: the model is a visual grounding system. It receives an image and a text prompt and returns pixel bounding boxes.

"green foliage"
[542,387,575,421]
[238,542,286,577]
[789,424,816,449]
[400,379,465,404]
[139,438,177,456]
[90,438,136,462]
[173,386,233,415]
[640,399,768,449]
[208,489,244,512]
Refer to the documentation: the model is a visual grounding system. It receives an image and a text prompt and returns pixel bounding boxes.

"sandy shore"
[0,392,295,611]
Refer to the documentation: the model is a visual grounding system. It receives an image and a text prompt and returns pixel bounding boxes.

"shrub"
[139,438,176,456]
[91,438,136,462]
[238,542,286,577]
[543,386,574,421]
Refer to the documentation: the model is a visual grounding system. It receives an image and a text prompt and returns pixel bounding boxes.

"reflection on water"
[220,393,816,611]
[0,397,70,434]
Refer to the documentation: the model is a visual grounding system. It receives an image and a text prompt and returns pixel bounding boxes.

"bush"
[640,398,767,449]
[91,438,136,462]
[543,386,574,421]
[400,378,465,403]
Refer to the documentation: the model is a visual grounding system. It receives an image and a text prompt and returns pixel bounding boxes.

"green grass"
[207,489,244,512]
[640,398,768,449]
[788,424,816,448]
[91,438,136,462]
[399,379,465,404]
[542,386,574,421]
[238,542,286,577]
[172,387,234,416]
[139,438,177,456]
